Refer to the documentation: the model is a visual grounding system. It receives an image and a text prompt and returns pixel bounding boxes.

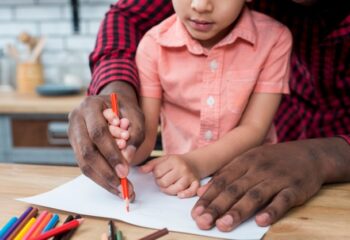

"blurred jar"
[0,48,15,92]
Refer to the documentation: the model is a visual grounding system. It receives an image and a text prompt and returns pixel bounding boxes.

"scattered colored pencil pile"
[100,220,168,240]
[0,206,83,240]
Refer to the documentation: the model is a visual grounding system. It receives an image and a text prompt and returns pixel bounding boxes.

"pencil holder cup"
[16,62,44,94]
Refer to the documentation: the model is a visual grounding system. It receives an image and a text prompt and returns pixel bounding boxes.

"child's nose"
[191,0,213,13]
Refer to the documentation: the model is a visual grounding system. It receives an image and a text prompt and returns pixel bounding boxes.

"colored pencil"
[7,207,39,240]
[31,219,84,240]
[138,228,169,240]
[2,206,34,240]
[108,220,116,240]
[42,214,59,232]
[22,211,48,240]
[14,218,36,240]
[60,215,81,240]
[0,217,18,238]
[116,230,123,240]
[29,212,52,238]
[110,92,130,212]
[52,215,74,240]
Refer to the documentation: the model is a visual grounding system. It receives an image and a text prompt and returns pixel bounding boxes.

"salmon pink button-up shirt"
[136,8,292,155]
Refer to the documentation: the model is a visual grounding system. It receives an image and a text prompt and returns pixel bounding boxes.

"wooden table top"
[1,163,350,240]
[0,92,84,114]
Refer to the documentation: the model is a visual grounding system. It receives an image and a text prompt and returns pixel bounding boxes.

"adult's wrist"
[315,137,350,184]
[99,81,139,105]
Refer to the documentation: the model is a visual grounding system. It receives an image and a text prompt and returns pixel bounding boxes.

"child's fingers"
[177,180,200,198]
[116,139,126,149]
[103,109,120,126]
[139,156,170,177]
[155,169,178,188]
[139,158,162,173]
[151,157,173,179]
[109,125,129,139]
[120,118,130,130]
[162,177,189,195]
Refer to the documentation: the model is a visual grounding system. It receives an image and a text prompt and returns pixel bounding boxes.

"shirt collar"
[157,7,257,54]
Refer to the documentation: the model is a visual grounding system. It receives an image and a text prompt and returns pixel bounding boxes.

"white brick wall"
[0,0,117,85]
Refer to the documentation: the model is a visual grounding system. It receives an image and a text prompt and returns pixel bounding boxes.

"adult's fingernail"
[193,206,204,217]
[201,213,213,224]
[121,131,129,139]
[112,118,119,126]
[115,164,128,178]
[256,212,270,226]
[219,215,233,227]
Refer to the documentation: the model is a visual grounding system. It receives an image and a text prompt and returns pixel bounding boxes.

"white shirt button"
[204,130,213,141]
[206,96,215,106]
[210,60,218,71]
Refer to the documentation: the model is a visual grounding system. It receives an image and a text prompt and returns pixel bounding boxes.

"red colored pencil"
[110,93,119,117]
[110,92,130,212]
[30,219,84,240]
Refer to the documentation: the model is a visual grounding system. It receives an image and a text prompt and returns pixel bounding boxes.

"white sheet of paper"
[17,169,268,240]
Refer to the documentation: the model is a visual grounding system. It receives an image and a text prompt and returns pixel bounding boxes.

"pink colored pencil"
[29,212,53,238]
[22,211,48,240]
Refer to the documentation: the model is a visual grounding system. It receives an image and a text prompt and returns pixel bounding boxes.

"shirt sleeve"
[88,0,173,95]
[254,26,292,94]
[136,34,162,99]
[339,135,350,145]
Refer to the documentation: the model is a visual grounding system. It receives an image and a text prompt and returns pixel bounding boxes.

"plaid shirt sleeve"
[339,135,350,145]
[88,0,173,95]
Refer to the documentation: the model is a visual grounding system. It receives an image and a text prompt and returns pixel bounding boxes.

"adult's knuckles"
[206,204,223,219]
[81,145,98,162]
[247,189,264,205]
[80,164,93,177]
[212,177,227,190]
[279,190,297,207]
[90,125,109,143]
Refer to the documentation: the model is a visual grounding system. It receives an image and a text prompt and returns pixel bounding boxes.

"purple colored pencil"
[2,206,33,239]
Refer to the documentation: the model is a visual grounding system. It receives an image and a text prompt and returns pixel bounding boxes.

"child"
[104,0,292,198]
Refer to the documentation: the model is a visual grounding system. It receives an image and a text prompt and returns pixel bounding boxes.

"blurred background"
[0,0,118,165]
[0,0,115,91]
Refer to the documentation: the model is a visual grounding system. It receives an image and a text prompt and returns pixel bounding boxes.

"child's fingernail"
[115,164,128,178]
[121,131,129,139]
[112,118,119,126]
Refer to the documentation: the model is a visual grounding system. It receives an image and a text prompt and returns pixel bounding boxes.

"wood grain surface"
[0,163,350,240]
[0,92,83,114]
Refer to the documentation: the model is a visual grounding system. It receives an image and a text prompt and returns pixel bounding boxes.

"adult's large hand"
[68,81,145,199]
[191,137,350,232]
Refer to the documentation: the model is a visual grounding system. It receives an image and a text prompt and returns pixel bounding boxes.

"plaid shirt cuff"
[88,59,139,96]
[338,135,350,145]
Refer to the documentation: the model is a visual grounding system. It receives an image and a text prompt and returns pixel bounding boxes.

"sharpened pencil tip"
[125,198,130,212]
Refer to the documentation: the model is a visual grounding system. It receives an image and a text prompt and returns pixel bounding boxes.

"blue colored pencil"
[0,217,18,238]
[2,206,33,240]
[43,214,59,232]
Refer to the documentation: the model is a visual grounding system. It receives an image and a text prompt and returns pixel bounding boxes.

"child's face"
[172,0,247,48]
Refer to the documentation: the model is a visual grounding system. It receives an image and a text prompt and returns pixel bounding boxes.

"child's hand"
[140,155,200,198]
[103,108,134,162]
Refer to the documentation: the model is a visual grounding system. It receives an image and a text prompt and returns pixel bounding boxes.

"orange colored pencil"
[31,219,84,240]
[110,92,130,212]
[29,212,52,238]
[23,211,48,240]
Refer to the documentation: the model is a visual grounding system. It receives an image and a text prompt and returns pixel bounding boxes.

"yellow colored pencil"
[14,217,36,240]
